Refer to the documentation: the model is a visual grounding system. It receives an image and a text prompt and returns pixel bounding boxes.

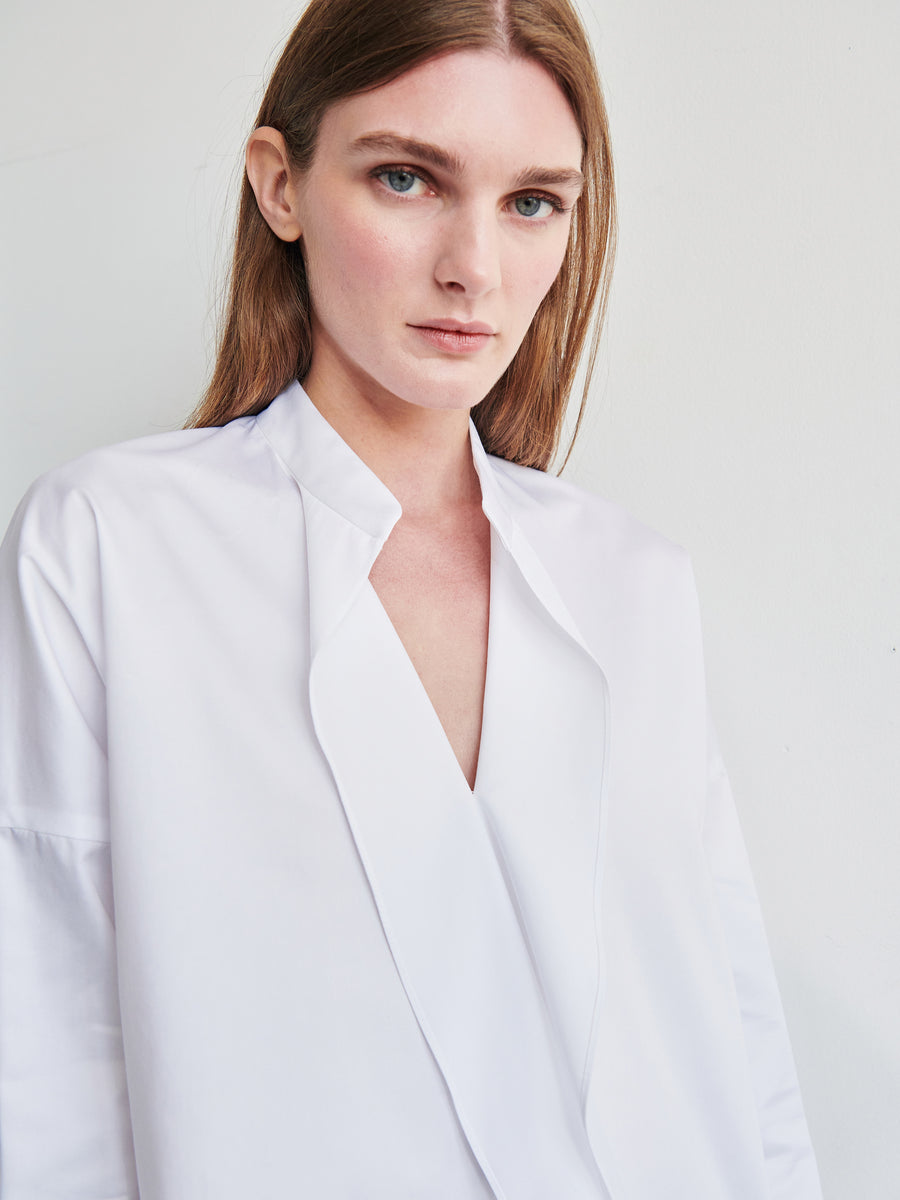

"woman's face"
[295,49,584,417]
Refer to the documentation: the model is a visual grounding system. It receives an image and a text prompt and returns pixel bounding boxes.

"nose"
[433,203,502,298]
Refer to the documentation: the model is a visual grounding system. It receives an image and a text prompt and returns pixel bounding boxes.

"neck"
[304,376,482,520]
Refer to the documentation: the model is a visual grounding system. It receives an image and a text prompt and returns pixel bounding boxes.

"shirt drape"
[0,383,822,1199]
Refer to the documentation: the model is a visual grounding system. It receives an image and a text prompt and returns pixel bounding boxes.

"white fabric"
[0,382,822,1199]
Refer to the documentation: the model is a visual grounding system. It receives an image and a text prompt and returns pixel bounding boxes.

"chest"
[368,507,491,788]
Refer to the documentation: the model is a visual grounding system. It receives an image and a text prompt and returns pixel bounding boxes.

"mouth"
[409,319,495,353]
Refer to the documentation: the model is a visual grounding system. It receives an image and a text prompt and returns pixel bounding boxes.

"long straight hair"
[189,0,616,471]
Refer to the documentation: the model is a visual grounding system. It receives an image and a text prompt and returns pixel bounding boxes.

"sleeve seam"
[1,823,110,846]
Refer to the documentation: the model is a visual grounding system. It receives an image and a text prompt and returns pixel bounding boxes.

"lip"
[414,318,496,335]
[409,319,496,355]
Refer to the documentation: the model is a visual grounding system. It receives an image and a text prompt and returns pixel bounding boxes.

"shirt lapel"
[256,385,612,1198]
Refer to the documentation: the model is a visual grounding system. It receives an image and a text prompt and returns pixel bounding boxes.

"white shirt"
[0,383,822,1199]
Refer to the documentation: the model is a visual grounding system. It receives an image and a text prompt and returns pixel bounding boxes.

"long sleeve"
[702,719,823,1200]
[0,478,138,1198]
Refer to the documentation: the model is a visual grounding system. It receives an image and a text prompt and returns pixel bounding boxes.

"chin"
[374,370,494,416]
[405,362,507,414]
[407,388,490,415]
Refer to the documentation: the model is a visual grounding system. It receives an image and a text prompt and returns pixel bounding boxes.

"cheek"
[510,240,570,325]
[303,206,422,319]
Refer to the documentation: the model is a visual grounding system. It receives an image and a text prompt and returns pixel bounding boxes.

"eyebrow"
[348,132,584,194]
[513,165,584,193]
[349,133,463,175]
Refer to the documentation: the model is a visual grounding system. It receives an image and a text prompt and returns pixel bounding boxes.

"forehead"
[317,49,583,173]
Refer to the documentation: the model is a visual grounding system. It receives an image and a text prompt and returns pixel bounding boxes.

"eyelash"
[370,165,570,218]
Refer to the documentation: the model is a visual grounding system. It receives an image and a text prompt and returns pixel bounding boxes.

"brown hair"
[189,0,616,471]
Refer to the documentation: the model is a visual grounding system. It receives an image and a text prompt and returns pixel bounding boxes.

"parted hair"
[189,0,616,471]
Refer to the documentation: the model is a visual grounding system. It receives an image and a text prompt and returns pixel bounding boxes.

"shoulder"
[488,454,691,578]
[486,455,702,649]
[4,418,284,558]
[485,457,706,690]
[20,418,268,508]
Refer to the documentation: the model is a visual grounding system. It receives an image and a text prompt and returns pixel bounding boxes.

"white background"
[2,1,897,1195]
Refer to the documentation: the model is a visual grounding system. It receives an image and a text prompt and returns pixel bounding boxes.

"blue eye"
[515,195,554,218]
[384,169,417,193]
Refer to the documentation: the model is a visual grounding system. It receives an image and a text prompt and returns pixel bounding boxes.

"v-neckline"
[304,509,613,1198]
[365,527,495,797]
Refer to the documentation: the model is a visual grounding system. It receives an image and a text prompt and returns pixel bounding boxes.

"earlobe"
[246,127,303,242]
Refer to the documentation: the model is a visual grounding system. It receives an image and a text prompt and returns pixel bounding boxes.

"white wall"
[2,1,897,1195]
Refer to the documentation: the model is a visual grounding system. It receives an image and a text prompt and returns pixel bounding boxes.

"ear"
[246,127,304,242]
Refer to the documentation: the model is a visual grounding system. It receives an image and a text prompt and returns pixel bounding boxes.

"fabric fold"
[307,577,610,1198]
[258,386,612,1195]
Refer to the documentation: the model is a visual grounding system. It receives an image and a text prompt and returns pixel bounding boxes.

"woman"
[0,1,822,1197]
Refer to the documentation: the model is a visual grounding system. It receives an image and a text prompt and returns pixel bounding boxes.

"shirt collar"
[254,380,402,542]
[254,379,516,548]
